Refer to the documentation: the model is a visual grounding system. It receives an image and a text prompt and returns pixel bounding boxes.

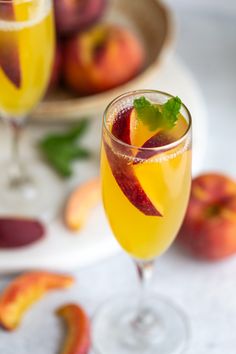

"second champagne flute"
[0,0,59,219]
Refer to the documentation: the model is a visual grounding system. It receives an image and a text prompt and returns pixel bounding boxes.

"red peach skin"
[104,141,162,216]
[0,217,45,248]
[57,304,90,354]
[111,107,174,162]
[54,0,106,36]
[106,106,162,216]
[0,1,21,88]
[135,131,175,162]
[65,178,101,231]
[48,43,63,90]
[178,174,236,260]
[0,272,74,331]
[63,25,145,95]
[111,107,133,145]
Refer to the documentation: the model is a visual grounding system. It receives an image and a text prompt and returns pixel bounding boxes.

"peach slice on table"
[0,217,45,248]
[0,1,21,88]
[65,178,101,231]
[0,272,74,331]
[57,304,90,354]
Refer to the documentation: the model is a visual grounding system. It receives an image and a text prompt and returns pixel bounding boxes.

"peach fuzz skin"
[178,173,236,261]
[63,24,145,96]
[57,304,90,354]
[65,177,101,231]
[0,272,74,331]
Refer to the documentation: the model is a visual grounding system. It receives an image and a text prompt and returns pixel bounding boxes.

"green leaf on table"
[39,119,91,178]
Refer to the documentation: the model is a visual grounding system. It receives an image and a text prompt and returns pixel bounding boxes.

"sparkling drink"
[93,91,192,354]
[0,0,59,219]
[101,110,191,260]
[0,0,54,117]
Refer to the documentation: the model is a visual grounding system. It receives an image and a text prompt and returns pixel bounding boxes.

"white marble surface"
[1,247,236,354]
[1,1,236,353]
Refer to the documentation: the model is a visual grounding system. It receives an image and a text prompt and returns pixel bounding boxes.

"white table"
[1,1,236,353]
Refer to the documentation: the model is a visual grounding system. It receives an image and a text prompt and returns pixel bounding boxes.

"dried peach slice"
[65,177,101,231]
[57,304,90,354]
[0,272,74,331]
[0,1,21,88]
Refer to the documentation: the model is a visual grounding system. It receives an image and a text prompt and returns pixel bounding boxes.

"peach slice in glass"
[112,107,161,148]
[111,107,133,145]
[0,1,21,88]
[104,110,162,216]
[135,132,175,162]
[135,114,189,162]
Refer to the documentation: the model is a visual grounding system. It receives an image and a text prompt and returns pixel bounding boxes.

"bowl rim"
[33,0,176,121]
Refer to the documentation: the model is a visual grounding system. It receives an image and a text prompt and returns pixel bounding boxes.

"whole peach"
[178,173,236,261]
[54,0,107,36]
[62,24,145,96]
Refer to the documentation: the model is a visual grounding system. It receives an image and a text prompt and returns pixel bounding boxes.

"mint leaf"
[40,119,91,178]
[134,96,162,131]
[41,119,90,145]
[65,119,90,141]
[134,96,182,131]
[162,96,182,129]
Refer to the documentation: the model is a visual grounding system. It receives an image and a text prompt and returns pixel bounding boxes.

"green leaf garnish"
[134,96,182,131]
[133,96,162,131]
[39,119,91,178]
[162,96,182,128]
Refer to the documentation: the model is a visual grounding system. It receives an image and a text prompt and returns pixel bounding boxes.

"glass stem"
[132,259,156,332]
[8,118,27,188]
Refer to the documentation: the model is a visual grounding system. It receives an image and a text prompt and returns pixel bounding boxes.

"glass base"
[0,161,64,221]
[92,294,190,354]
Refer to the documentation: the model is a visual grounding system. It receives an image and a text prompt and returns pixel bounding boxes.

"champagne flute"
[93,90,192,354]
[0,0,59,219]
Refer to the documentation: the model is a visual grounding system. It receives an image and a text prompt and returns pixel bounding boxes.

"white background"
[166,0,236,176]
